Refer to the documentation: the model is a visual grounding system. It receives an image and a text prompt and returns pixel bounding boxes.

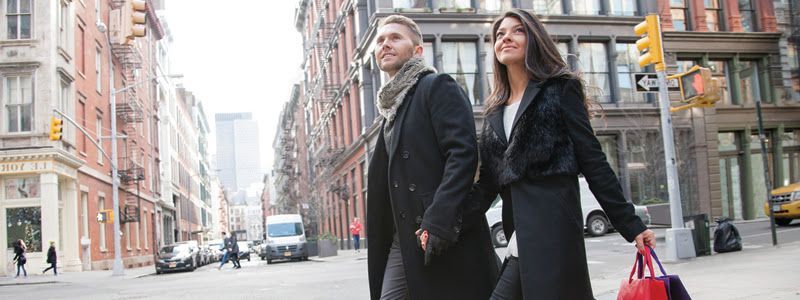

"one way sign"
[635,73,680,92]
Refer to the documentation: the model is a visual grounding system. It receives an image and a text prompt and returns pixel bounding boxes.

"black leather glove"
[422,231,451,266]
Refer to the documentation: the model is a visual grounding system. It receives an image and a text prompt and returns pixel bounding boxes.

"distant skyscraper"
[215,112,263,192]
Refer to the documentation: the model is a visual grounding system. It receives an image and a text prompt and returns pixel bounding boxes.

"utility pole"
[755,97,778,246]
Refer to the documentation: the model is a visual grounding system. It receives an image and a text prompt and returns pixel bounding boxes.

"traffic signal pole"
[636,13,696,261]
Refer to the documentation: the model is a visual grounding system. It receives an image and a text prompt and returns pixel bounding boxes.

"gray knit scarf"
[377,57,436,124]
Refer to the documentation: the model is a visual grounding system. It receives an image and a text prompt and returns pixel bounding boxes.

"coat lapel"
[509,80,542,138]
[486,109,507,145]
[388,93,413,163]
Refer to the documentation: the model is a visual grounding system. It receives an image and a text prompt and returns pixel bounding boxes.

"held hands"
[634,229,656,252]
[415,229,451,266]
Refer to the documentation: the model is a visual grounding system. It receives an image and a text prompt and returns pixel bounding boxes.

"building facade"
[287,0,800,250]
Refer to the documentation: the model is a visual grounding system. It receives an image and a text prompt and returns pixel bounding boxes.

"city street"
[2,220,799,299]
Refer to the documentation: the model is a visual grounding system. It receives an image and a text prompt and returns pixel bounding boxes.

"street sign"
[635,73,679,92]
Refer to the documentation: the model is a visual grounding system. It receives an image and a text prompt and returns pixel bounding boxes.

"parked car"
[485,177,653,247]
[262,214,308,264]
[763,182,800,226]
[156,244,197,274]
[237,241,251,261]
[175,241,202,266]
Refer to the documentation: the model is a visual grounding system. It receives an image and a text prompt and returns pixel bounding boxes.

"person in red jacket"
[349,218,362,252]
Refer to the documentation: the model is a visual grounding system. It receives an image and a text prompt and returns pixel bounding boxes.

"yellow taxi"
[764,182,800,226]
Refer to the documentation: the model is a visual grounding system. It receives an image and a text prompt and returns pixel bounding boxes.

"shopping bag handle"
[647,246,668,276]
[628,247,656,283]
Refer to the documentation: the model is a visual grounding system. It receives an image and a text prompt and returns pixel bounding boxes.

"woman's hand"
[634,229,656,251]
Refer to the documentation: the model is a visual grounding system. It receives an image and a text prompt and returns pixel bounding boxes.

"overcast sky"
[164,0,303,175]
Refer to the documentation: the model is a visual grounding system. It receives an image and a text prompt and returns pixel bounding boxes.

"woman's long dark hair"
[485,9,588,115]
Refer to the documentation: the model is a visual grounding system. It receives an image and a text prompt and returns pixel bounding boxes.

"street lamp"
[98,19,182,276]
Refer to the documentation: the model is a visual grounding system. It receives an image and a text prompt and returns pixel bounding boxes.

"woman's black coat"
[367,73,498,300]
[47,246,57,264]
[474,77,648,299]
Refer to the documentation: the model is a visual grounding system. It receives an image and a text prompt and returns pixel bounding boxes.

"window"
[556,42,569,65]
[706,61,732,104]
[597,135,620,176]
[577,42,611,103]
[434,0,471,9]
[135,216,140,249]
[533,0,563,14]
[5,75,33,133]
[705,0,724,31]
[6,0,32,39]
[126,222,131,250]
[615,43,646,103]
[423,42,434,67]
[572,0,601,15]
[81,192,89,239]
[78,26,86,74]
[59,79,71,140]
[59,1,69,48]
[738,0,756,32]
[99,196,107,250]
[96,115,104,164]
[5,177,40,199]
[670,0,688,31]
[391,0,428,9]
[608,0,637,16]
[143,212,149,249]
[6,207,42,253]
[739,60,761,104]
[441,41,479,105]
[96,48,103,93]
[480,0,511,12]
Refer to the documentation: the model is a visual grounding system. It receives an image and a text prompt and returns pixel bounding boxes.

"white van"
[261,214,307,264]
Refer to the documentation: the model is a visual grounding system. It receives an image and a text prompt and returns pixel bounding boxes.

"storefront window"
[434,0,472,9]
[750,132,773,218]
[597,135,620,176]
[6,207,42,253]
[739,61,761,104]
[479,0,512,12]
[572,0,601,15]
[533,0,564,15]
[441,41,480,105]
[391,0,428,9]
[485,42,495,96]
[4,177,40,199]
[782,129,800,186]
[616,43,647,103]
[608,0,637,16]
[578,42,611,103]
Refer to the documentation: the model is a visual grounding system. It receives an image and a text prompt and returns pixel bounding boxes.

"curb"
[0,280,58,287]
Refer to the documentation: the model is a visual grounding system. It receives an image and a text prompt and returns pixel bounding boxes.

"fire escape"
[112,0,145,224]
[791,0,799,83]
[279,113,298,212]
[310,0,344,170]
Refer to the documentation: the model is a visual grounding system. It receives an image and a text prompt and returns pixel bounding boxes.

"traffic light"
[128,0,147,40]
[668,66,721,112]
[634,14,665,71]
[97,209,114,223]
[49,116,63,141]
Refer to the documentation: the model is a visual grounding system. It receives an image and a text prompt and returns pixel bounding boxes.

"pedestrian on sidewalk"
[12,239,27,278]
[473,9,656,299]
[43,241,57,276]
[349,218,362,252]
[230,235,241,269]
[366,15,498,300]
[218,232,231,270]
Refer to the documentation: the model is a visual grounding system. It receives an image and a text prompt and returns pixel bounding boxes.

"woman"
[43,241,57,275]
[13,239,27,278]
[473,9,656,299]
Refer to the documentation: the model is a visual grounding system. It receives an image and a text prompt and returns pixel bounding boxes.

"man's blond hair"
[379,15,423,46]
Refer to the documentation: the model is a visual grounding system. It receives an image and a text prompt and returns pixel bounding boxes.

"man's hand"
[416,229,451,266]
[634,229,656,251]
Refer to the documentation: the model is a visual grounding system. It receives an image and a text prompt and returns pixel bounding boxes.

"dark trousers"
[491,257,522,300]
[16,263,27,277]
[231,253,241,268]
[43,262,57,275]
[353,234,361,250]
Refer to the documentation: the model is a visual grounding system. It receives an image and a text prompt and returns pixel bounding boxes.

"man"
[366,15,498,300]
[218,232,231,270]
[350,218,363,253]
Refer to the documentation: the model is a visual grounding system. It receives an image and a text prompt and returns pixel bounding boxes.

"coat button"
[415,216,423,224]
[393,181,399,188]
[408,184,416,192]
[400,211,407,219]
[402,151,410,159]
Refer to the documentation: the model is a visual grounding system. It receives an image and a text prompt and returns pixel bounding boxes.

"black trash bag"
[713,218,742,253]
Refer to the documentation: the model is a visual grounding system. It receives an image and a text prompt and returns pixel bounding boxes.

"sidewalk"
[0,264,155,287]
[594,241,800,300]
